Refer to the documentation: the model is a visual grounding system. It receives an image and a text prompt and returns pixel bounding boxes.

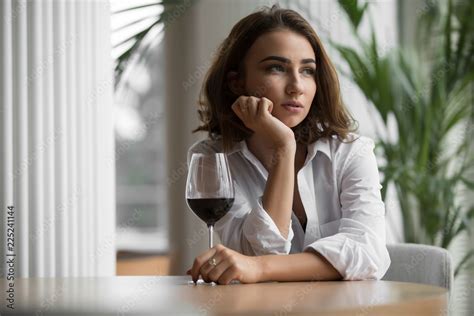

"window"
[111,0,168,254]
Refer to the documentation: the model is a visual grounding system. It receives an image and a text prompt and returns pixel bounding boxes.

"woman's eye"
[302,68,315,75]
[266,65,315,75]
[267,64,285,72]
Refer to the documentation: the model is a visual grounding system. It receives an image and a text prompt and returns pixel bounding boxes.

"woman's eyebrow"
[258,55,316,64]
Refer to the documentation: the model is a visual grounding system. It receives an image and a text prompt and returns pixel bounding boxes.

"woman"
[186,5,390,285]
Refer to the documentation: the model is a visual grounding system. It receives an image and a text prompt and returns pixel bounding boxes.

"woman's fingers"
[199,255,220,283]
[198,244,227,283]
[217,265,239,285]
[189,244,228,283]
[246,96,259,117]
[207,259,233,284]
[234,96,267,120]
[231,96,248,121]
[189,245,261,285]
[190,248,217,283]
[258,97,273,116]
[231,96,256,128]
[231,96,275,134]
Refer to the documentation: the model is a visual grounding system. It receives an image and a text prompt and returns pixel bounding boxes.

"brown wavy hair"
[193,5,357,152]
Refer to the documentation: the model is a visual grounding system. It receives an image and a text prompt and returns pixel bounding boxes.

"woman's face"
[241,29,317,128]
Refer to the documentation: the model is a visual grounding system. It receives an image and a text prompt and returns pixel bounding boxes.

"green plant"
[112,0,196,88]
[335,0,474,276]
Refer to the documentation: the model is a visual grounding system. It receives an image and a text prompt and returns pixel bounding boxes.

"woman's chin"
[281,118,304,129]
[272,112,306,128]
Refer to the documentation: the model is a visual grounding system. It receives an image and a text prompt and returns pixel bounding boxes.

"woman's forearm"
[259,250,343,282]
[262,146,295,239]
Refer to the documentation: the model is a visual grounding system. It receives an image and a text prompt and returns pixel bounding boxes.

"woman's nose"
[285,72,304,96]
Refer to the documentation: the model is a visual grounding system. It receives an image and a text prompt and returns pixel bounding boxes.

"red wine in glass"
[186,198,234,226]
[186,153,234,249]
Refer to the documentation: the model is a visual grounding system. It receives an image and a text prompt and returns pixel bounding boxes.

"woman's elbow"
[344,244,391,280]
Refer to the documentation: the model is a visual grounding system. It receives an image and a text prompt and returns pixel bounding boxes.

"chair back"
[382,243,453,291]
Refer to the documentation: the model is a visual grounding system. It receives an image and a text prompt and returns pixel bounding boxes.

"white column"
[0,0,116,278]
[66,0,79,277]
[27,0,46,278]
[43,0,56,278]
[12,0,29,278]
[53,0,68,278]
[94,0,116,277]
[0,0,14,279]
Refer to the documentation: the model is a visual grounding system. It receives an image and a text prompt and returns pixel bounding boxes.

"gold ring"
[208,257,217,267]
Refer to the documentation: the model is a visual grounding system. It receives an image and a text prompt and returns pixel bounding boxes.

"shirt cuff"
[242,196,294,255]
[304,232,390,280]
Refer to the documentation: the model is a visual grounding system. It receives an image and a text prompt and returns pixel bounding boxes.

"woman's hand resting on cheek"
[231,96,296,151]
[186,244,263,285]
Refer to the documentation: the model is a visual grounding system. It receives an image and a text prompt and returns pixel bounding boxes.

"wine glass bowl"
[186,153,234,248]
[186,198,234,227]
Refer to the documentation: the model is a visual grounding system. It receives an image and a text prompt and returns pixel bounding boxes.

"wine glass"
[186,153,234,250]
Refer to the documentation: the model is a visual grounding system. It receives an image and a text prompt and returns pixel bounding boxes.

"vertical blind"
[0,0,115,277]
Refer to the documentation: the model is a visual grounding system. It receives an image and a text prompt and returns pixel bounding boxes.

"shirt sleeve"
[304,137,391,280]
[214,181,294,256]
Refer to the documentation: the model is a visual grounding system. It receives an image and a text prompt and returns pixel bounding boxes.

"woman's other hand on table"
[187,244,263,285]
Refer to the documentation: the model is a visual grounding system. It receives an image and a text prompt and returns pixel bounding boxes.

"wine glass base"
[187,279,218,286]
[187,279,241,286]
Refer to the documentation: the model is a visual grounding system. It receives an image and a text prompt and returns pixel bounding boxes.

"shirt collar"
[227,139,245,155]
[230,139,269,179]
[306,137,332,164]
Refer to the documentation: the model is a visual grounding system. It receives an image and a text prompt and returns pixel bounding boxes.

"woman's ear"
[227,71,245,95]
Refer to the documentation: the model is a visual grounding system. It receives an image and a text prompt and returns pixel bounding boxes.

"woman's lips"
[281,103,304,113]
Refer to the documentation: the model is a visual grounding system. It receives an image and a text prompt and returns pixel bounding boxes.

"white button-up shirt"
[188,134,391,280]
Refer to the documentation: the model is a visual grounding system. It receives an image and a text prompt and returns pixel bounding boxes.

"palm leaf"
[112,2,161,14]
[112,0,196,88]
[337,0,368,30]
[454,250,474,276]
[112,1,163,88]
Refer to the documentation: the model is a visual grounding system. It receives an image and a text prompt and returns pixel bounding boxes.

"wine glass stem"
[208,224,214,248]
